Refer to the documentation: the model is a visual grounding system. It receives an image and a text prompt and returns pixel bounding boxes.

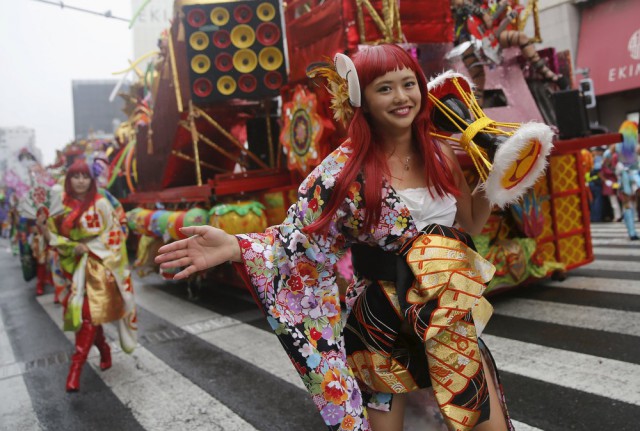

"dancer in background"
[30,207,52,296]
[616,121,639,240]
[600,146,621,222]
[451,0,566,106]
[37,160,136,392]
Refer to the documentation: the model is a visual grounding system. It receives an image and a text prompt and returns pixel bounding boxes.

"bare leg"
[608,194,622,221]
[462,45,486,106]
[369,393,407,431]
[498,30,561,84]
[473,354,509,431]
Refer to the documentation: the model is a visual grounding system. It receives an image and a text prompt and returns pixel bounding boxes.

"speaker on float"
[552,89,590,140]
[182,0,288,105]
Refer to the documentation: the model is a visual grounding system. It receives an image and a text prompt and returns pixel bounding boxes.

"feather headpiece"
[306,53,361,127]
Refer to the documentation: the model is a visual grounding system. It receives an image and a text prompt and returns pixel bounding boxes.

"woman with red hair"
[39,160,136,392]
[156,45,511,431]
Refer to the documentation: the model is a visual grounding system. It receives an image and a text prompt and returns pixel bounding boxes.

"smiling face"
[363,68,421,137]
[69,172,92,197]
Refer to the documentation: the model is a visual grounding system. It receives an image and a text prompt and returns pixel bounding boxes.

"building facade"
[533,0,639,133]
[0,127,40,181]
[72,80,128,140]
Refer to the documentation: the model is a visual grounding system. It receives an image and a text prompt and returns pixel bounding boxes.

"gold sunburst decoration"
[281,85,334,176]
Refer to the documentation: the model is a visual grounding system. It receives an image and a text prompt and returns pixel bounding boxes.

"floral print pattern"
[237,142,420,430]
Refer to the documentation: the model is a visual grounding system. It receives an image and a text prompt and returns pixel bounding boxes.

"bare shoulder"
[436,140,459,168]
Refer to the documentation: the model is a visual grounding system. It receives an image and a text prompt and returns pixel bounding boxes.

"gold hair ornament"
[306,53,361,127]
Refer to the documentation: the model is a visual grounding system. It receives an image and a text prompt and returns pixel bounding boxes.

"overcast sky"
[0,0,134,164]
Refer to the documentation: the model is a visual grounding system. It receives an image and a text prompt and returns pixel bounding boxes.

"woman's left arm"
[441,142,492,235]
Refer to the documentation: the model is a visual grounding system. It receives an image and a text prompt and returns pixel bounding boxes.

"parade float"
[114,0,622,294]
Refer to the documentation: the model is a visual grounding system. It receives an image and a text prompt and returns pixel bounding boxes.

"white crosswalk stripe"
[134,281,305,391]
[36,295,259,431]
[493,297,640,336]
[592,246,640,257]
[0,308,41,431]
[482,334,640,406]
[2,222,639,431]
[541,275,640,295]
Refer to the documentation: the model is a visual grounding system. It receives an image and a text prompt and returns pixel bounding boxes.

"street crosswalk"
[1,221,639,430]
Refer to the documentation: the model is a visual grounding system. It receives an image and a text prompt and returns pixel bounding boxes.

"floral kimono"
[237,142,511,431]
[48,193,136,353]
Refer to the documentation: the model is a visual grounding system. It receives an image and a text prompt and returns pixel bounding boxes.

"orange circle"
[256,2,276,21]
[190,54,211,74]
[233,49,258,73]
[217,75,237,96]
[500,139,542,190]
[189,31,209,51]
[210,7,229,26]
[258,47,283,71]
[230,24,256,49]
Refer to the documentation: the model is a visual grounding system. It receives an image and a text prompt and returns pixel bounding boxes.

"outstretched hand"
[154,225,241,280]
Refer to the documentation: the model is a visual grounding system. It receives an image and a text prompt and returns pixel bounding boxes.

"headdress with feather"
[306,53,361,127]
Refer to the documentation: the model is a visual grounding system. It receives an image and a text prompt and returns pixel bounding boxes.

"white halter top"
[395,187,457,230]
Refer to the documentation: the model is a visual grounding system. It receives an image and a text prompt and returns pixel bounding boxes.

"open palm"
[154,225,241,280]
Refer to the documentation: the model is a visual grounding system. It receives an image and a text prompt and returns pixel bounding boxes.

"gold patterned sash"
[404,234,495,430]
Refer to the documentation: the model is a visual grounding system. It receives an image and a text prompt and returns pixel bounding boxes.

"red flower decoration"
[32,187,47,205]
[308,198,318,212]
[287,275,304,292]
[310,327,322,340]
[84,213,101,229]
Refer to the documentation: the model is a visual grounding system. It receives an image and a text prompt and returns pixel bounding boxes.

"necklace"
[402,155,412,171]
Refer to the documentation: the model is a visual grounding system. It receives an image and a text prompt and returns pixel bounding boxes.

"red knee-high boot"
[66,300,97,392]
[35,263,46,296]
[94,325,111,371]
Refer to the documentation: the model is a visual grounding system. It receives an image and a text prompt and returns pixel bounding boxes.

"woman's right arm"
[155,225,240,279]
[159,144,371,430]
[46,216,83,257]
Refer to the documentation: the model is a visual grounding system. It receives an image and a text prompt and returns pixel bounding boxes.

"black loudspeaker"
[182,1,288,105]
[551,89,590,140]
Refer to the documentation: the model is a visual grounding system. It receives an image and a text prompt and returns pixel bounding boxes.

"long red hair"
[61,160,98,234]
[306,44,458,233]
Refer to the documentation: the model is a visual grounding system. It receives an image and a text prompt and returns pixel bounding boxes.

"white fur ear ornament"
[334,53,361,107]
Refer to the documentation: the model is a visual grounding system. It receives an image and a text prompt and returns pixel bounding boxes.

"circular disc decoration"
[187,8,207,27]
[193,78,213,97]
[280,85,334,175]
[191,54,211,74]
[167,211,187,240]
[126,208,141,232]
[257,2,276,22]
[263,71,283,90]
[258,47,283,71]
[183,207,209,227]
[214,52,233,72]
[233,4,253,24]
[212,30,231,49]
[210,7,230,26]
[209,201,268,235]
[217,75,237,96]
[230,25,256,49]
[150,210,171,237]
[233,49,258,73]
[290,110,312,157]
[238,74,257,93]
[500,139,542,190]
[134,209,153,235]
[256,22,280,46]
[189,31,209,51]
